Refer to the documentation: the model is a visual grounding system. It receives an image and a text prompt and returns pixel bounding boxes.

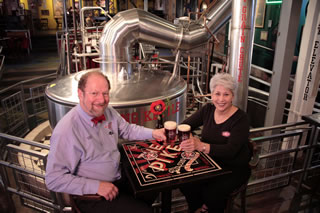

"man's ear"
[78,88,83,99]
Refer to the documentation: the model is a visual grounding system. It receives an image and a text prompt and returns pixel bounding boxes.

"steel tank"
[45,69,187,129]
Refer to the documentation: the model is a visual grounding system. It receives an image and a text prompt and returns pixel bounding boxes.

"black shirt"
[183,103,251,168]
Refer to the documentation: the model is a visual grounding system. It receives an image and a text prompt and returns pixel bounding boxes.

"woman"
[180,72,252,213]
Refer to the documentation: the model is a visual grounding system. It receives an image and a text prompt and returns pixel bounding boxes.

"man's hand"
[97,181,119,201]
[152,128,166,141]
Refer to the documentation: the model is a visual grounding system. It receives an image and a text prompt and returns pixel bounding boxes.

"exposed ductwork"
[46,0,256,129]
[99,0,256,110]
[99,0,232,77]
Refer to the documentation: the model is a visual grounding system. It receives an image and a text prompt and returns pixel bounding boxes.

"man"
[45,71,166,212]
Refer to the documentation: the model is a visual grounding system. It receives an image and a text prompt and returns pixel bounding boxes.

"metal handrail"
[0,73,56,94]
[0,54,5,80]
[0,133,50,150]
[250,121,308,134]
[0,138,65,212]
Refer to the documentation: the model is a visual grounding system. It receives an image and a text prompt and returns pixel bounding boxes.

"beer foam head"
[178,124,191,132]
[164,121,177,130]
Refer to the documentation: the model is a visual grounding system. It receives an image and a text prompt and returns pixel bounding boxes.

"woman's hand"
[180,135,201,152]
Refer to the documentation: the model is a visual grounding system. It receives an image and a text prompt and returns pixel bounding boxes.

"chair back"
[0,137,67,212]
[248,139,259,168]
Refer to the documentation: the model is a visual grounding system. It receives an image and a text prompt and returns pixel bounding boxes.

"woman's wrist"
[198,142,209,154]
[196,141,205,152]
[201,143,206,153]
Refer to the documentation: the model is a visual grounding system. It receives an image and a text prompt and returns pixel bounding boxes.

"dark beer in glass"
[178,124,195,159]
[178,124,191,142]
[164,121,177,143]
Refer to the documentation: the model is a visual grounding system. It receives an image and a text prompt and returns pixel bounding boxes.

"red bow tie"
[91,114,106,125]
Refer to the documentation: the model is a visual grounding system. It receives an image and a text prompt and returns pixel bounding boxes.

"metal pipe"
[251,64,273,75]
[63,0,68,31]
[206,40,213,94]
[187,55,191,97]
[249,121,308,134]
[169,50,181,85]
[229,0,256,110]
[0,133,50,150]
[253,43,275,52]
[171,50,181,79]
[79,7,110,71]
[65,33,71,75]
[72,0,77,42]
[98,0,254,111]
[99,0,232,79]
[80,7,108,35]
[176,0,184,18]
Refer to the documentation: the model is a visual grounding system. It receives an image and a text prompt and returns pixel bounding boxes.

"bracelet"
[201,144,206,153]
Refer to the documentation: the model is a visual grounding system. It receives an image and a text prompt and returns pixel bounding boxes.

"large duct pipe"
[229,0,256,110]
[46,0,257,129]
[99,0,232,79]
[99,0,255,111]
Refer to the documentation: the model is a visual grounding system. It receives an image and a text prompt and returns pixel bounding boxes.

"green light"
[266,0,282,4]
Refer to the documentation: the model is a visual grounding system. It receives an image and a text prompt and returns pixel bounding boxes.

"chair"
[64,193,103,213]
[0,139,66,212]
[6,30,31,56]
[225,179,249,213]
[224,140,259,213]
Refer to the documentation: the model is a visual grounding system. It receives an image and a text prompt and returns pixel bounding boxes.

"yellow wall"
[18,0,113,30]
[34,0,75,29]
[20,0,29,10]
[39,0,56,29]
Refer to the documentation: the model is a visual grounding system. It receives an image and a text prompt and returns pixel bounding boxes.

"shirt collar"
[76,104,96,127]
[76,104,109,127]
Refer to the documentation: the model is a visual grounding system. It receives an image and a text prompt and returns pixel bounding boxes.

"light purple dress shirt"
[45,104,153,195]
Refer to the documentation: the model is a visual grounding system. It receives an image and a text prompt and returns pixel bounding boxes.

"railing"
[0,73,319,212]
[0,48,4,80]
[248,121,320,198]
[1,118,319,212]
[0,133,67,213]
[0,73,55,137]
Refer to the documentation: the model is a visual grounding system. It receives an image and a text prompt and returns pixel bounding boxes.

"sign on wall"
[53,0,63,18]
[255,0,266,28]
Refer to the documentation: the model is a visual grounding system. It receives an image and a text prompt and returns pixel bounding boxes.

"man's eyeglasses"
[85,91,109,97]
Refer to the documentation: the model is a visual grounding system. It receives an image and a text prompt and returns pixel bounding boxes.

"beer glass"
[164,121,177,143]
[178,124,191,142]
[178,124,195,159]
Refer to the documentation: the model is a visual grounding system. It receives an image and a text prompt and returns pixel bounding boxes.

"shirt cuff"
[146,128,153,139]
[84,179,100,195]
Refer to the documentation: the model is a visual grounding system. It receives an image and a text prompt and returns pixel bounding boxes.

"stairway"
[0,31,60,93]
